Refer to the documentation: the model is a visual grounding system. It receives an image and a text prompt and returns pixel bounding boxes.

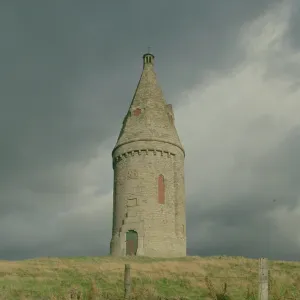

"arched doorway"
[126,230,138,256]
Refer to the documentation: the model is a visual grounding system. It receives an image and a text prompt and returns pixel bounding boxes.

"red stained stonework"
[158,174,165,204]
[133,108,141,116]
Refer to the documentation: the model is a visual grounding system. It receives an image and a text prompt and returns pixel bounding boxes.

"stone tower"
[110,53,186,257]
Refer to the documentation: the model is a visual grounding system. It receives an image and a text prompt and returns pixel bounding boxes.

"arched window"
[158,174,165,204]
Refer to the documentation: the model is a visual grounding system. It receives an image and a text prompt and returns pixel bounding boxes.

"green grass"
[0,256,299,299]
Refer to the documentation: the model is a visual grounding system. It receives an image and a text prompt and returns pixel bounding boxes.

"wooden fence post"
[258,258,268,300]
[124,264,131,299]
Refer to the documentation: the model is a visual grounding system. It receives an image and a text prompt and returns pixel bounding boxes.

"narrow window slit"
[158,174,165,204]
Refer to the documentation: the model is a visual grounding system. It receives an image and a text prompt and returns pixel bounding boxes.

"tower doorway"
[126,230,138,256]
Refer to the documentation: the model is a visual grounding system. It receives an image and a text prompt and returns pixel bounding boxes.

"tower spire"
[113,52,184,155]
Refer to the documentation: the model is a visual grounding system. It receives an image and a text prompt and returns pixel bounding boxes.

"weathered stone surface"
[110,53,186,257]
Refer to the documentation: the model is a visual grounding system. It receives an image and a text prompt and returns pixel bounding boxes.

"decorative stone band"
[112,148,176,168]
[112,138,185,157]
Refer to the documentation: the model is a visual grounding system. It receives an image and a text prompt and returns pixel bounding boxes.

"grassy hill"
[0,255,299,299]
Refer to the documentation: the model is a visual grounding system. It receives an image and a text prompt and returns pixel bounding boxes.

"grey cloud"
[186,123,300,260]
[0,0,298,260]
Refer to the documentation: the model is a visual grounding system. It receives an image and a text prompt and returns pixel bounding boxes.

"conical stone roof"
[113,53,184,155]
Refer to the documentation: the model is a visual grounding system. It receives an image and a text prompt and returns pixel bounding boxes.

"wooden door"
[126,230,138,256]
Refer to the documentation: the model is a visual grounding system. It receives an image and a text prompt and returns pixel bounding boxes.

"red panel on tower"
[158,174,165,204]
[133,108,141,116]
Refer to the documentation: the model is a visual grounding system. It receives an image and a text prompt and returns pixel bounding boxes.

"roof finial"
[142,49,154,67]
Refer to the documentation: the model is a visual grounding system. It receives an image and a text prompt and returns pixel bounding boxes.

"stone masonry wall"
[110,140,186,257]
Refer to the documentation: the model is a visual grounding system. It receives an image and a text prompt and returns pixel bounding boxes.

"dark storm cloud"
[0,0,279,184]
[0,0,297,260]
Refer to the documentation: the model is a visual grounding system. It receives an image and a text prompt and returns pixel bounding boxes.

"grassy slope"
[0,256,300,299]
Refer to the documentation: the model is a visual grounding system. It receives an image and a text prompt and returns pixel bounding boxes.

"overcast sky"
[1,0,300,261]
